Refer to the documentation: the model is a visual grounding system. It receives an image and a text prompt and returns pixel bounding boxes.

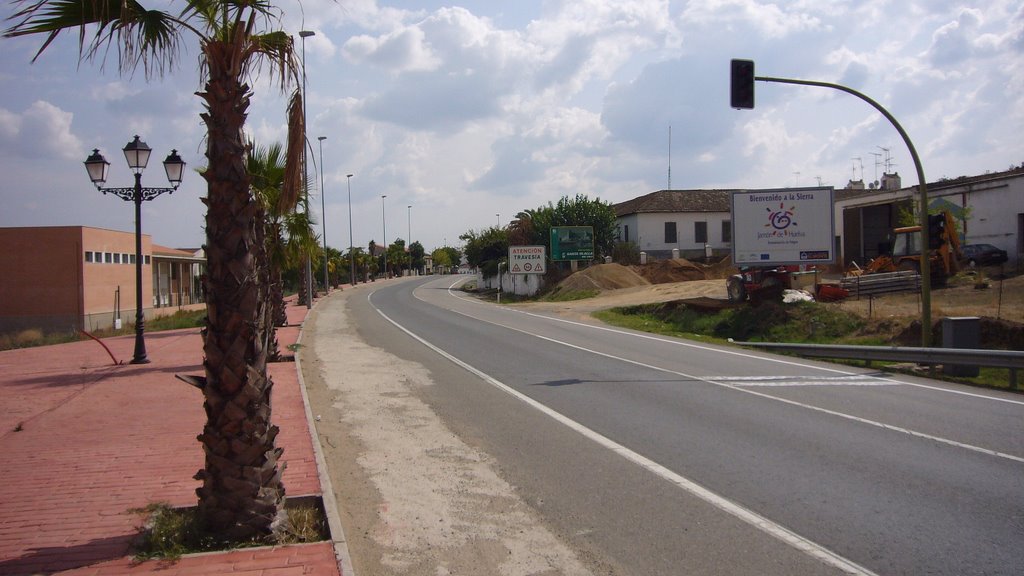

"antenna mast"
[667,125,672,190]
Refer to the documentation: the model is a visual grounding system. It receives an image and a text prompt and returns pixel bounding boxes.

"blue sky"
[1,0,1021,252]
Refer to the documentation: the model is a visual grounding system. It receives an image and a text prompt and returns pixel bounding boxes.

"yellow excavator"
[848,210,963,283]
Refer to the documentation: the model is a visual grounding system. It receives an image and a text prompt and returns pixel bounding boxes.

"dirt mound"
[558,263,650,292]
[634,259,710,284]
[894,316,1024,350]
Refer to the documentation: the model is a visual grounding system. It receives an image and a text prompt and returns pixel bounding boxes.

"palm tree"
[247,139,317,338]
[5,1,305,540]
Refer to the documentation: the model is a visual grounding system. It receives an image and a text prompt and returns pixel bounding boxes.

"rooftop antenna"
[816,175,824,186]
[667,125,672,190]
[792,171,801,186]
[851,156,864,181]
[877,145,895,173]
[870,152,882,181]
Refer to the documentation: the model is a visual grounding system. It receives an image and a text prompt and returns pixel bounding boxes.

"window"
[722,221,732,243]
[130,254,136,264]
[144,255,151,265]
[623,225,630,243]
[695,221,708,244]
[85,251,94,263]
[664,222,677,244]
[104,252,113,263]
[113,253,121,264]
[122,253,130,264]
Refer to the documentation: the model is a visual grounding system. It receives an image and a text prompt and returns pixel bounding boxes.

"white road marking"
[369,290,879,576]
[429,280,1024,465]
[440,278,1024,407]
[714,375,899,387]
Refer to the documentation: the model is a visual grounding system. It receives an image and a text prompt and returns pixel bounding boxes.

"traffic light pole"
[753,74,933,347]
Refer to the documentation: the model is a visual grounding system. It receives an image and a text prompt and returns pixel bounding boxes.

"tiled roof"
[152,244,204,258]
[614,189,735,217]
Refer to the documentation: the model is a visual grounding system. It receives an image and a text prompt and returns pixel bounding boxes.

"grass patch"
[145,310,207,331]
[598,301,870,345]
[541,288,600,302]
[131,501,327,561]
[0,310,207,351]
[596,299,1020,391]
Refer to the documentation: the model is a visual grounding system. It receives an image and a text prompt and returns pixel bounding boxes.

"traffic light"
[730,59,755,109]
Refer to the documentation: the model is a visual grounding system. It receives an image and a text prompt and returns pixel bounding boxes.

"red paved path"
[0,298,340,575]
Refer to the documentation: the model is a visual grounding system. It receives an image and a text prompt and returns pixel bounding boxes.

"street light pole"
[300,29,315,308]
[381,194,388,278]
[84,136,185,364]
[347,174,355,285]
[317,135,329,292]
[407,204,412,276]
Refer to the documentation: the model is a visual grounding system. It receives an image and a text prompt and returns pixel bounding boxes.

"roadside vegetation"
[595,300,1017,391]
[0,310,207,351]
[131,501,326,560]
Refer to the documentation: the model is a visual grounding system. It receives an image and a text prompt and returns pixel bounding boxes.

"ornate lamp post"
[84,135,185,364]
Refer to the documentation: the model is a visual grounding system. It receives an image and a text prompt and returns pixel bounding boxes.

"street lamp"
[347,174,355,284]
[84,135,185,364]
[299,29,314,308]
[496,213,500,227]
[381,194,388,278]
[407,204,412,276]
[317,135,328,292]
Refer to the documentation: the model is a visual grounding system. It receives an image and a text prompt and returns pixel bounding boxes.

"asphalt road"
[349,275,1024,576]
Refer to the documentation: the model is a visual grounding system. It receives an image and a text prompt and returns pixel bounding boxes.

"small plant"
[130,502,326,561]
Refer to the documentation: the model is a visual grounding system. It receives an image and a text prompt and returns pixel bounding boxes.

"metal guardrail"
[733,341,1023,388]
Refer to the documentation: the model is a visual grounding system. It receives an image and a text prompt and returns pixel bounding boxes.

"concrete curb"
[294,292,358,576]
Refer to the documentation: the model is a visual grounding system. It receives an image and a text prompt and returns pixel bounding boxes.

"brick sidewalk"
[0,299,340,575]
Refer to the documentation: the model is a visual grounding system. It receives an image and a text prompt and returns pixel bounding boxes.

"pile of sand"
[633,259,710,284]
[557,263,650,292]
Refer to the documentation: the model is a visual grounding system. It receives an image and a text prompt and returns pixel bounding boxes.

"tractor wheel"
[727,276,747,302]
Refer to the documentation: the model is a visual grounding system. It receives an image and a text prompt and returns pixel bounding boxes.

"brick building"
[0,226,205,335]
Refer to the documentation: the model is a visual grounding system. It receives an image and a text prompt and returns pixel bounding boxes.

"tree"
[513,195,618,261]
[460,227,508,277]
[409,241,425,273]
[387,239,406,276]
[248,140,316,331]
[431,245,462,272]
[5,1,304,540]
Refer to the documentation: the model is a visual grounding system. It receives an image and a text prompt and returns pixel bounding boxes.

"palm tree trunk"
[195,41,286,542]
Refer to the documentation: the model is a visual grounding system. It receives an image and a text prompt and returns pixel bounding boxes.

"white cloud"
[0,100,82,160]
[344,26,441,72]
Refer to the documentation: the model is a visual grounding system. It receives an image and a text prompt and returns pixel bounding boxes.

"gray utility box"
[942,316,980,377]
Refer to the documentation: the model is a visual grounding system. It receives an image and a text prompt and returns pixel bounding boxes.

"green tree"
[409,241,425,273]
[387,239,407,276]
[513,194,618,261]
[431,246,462,272]
[248,140,316,331]
[460,227,508,277]
[6,0,305,540]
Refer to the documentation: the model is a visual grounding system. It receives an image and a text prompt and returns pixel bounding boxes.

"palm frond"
[4,0,184,78]
[280,89,303,213]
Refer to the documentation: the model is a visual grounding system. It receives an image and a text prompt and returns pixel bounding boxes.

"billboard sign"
[732,187,835,266]
[549,226,594,261]
[509,245,546,274]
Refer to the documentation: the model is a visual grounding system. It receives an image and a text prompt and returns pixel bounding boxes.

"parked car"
[962,243,1008,266]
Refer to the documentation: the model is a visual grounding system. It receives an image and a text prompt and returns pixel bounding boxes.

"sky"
[1,0,1021,253]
